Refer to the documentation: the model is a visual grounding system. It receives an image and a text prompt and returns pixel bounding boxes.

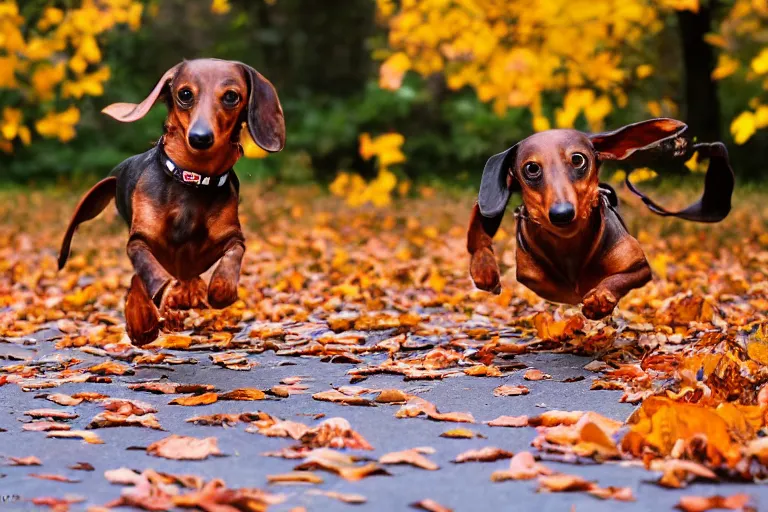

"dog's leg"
[127,237,173,303]
[208,240,245,308]
[125,274,160,346]
[581,237,652,320]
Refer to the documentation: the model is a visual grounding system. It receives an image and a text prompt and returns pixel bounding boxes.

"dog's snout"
[188,123,214,150]
[549,202,576,226]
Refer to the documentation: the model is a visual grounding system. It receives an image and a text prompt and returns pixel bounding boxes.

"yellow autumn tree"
[375,0,699,133]
[711,1,768,144]
[0,0,144,153]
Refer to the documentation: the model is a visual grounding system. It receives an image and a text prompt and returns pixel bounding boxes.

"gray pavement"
[1,337,766,512]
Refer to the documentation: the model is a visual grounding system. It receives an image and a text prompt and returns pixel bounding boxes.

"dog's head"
[103,58,285,161]
[477,118,706,236]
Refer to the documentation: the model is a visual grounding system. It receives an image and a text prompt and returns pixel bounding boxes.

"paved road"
[1,334,765,512]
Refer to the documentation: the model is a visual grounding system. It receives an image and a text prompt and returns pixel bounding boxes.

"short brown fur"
[467,118,734,319]
[59,59,285,345]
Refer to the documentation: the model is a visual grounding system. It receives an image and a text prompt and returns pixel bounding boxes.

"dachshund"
[58,59,285,345]
[467,118,734,320]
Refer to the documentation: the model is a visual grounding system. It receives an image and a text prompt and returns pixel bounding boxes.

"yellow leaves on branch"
[210,0,232,15]
[331,133,406,208]
[0,0,144,151]
[375,0,697,132]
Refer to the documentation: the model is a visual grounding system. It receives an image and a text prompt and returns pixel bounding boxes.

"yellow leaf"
[711,54,738,80]
[379,52,411,90]
[211,0,231,15]
[731,111,756,145]
[635,64,654,79]
[751,48,768,75]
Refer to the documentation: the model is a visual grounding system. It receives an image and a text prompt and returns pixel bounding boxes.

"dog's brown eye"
[571,152,587,171]
[522,162,542,180]
[177,88,194,105]
[222,90,240,107]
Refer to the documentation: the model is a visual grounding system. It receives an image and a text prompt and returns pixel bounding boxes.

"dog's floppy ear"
[102,63,181,122]
[590,118,687,161]
[237,63,285,153]
[478,144,519,218]
[591,118,734,223]
[468,144,518,293]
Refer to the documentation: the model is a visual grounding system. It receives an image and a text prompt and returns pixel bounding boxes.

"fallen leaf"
[218,388,267,401]
[375,389,411,403]
[453,447,514,463]
[675,494,751,512]
[537,473,594,492]
[44,393,84,406]
[147,435,221,460]
[29,473,81,483]
[312,389,374,406]
[300,417,373,450]
[491,452,553,481]
[22,421,71,432]
[380,447,439,470]
[487,415,528,427]
[410,499,453,512]
[70,462,95,471]
[439,428,476,439]
[47,430,103,444]
[524,369,551,381]
[307,489,367,504]
[295,448,390,481]
[128,382,215,395]
[267,472,323,485]
[395,398,474,423]
[169,393,219,406]
[88,361,133,376]
[24,409,78,420]
[493,385,529,397]
[7,456,41,466]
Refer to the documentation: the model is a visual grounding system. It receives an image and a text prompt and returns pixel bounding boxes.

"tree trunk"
[677,2,721,140]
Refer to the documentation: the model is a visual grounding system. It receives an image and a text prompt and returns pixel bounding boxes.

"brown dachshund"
[467,118,734,319]
[58,59,285,345]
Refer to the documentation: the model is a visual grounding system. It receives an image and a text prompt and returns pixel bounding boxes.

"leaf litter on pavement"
[2,186,768,509]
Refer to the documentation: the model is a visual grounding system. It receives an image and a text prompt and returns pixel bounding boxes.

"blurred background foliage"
[1,0,768,202]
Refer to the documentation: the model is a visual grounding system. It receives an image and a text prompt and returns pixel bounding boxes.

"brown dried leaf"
[410,499,454,512]
[395,398,474,423]
[267,472,323,485]
[219,388,267,401]
[375,389,411,404]
[22,421,71,432]
[307,489,367,504]
[7,456,42,466]
[439,428,476,439]
[295,448,390,481]
[47,430,104,444]
[301,417,373,450]
[44,393,84,406]
[147,435,221,460]
[675,494,751,512]
[491,452,553,481]
[453,447,514,463]
[380,447,439,470]
[169,393,219,406]
[24,409,78,420]
[493,385,529,397]
[487,415,528,427]
[524,369,551,381]
[312,389,374,406]
[29,473,81,483]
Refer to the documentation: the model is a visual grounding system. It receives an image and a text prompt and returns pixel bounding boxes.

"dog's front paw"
[125,276,160,346]
[470,248,501,294]
[582,287,618,320]
[208,274,239,309]
[162,278,208,310]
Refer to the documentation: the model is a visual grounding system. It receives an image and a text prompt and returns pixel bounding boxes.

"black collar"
[157,142,232,189]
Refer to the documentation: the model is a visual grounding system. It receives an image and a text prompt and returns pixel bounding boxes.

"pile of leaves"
[0,184,767,510]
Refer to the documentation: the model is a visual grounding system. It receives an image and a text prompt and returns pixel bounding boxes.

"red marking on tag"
[182,171,201,184]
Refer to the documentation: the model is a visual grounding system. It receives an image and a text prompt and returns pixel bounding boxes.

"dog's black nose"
[188,125,214,150]
[549,202,576,226]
